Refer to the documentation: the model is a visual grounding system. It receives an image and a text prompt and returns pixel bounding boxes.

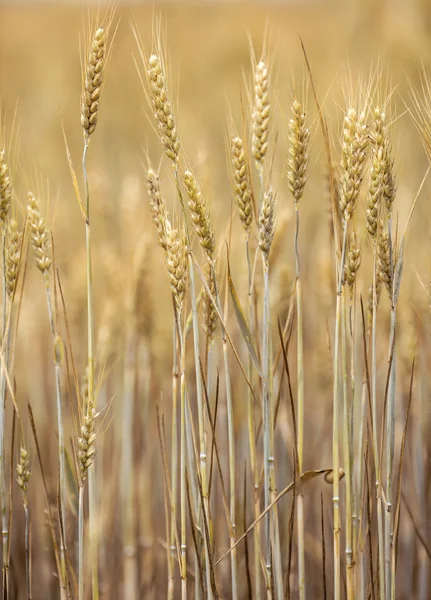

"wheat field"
[0,1,431,599]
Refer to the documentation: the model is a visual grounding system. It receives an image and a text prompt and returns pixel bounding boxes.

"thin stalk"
[341,292,354,600]
[268,329,283,600]
[355,379,367,599]
[0,229,8,594]
[78,485,84,600]
[262,260,272,596]
[122,332,136,599]
[189,253,212,599]
[168,322,178,600]
[385,302,396,600]
[219,263,238,600]
[371,255,385,600]
[295,205,306,600]
[177,308,187,600]
[83,139,98,600]
[246,235,261,599]
[209,258,238,597]
[24,504,31,599]
[45,285,66,584]
[333,220,348,600]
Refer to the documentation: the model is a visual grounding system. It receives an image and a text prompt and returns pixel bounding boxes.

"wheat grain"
[16,447,30,507]
[339,108,368,222]
[165,221,189,312]
[5,217,22,300]
[288,99,310,205]
[184,170,215,258]
[147,54,180,164]
[27,193,51,279]
[377,220,392,297]
[0,150,12,226]
[147,168,168,250]
[252,60,270,168]
[231,136,253,232]
[258,187,275,260]
[344,231,361,299]
[81,27,106,138]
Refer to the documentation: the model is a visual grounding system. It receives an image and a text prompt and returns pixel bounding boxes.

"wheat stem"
[371,254,385,600]
[0,229,8,595]
[168,321,178,600]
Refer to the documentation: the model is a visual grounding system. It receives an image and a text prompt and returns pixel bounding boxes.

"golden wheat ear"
[0,149,12,225]
[231,135,253,233]
[288,99,310,205]
[252,60,270,169]
[27,192,52,279]
[81,27,106,139]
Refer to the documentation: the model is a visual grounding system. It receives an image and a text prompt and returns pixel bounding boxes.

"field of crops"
[0,1,431,598]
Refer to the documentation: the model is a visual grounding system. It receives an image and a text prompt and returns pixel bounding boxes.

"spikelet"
[203,260,217,341]
[288,99,310,205]
[344,231,361,298]
[147,54,180,164]
[258,187,275,260]
[231,136,253,233]
[147,168,168,250]
[252,60,270,168]
[81,27,106,138]
[16,447,31,507]
[339,108,368,222]
[0,150,12,226]
[5,217,22,300]
[377,220,392,297]
[165,221,189,312]
[27,193,52,279]
[78,398,96,485]
[184,170,215,259]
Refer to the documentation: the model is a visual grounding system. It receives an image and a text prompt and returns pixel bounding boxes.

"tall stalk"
[177,309,187,600]
[45,285,67,583]
[333,221,348,600]
[213,262,238,599]
[246,235,261,599]
[341,292,353,600]
[168,322,178,600]
[82,137,98,600]
[385,304,396,599]
[257,184,276,597]
[288,98,310,600]
[189,253,213,599]
[371,256,385,600]
[0,229,9,592]
[295,209,306,600]
[78,485,84,600]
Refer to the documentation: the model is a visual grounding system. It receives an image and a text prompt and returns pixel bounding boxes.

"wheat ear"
[81,27,106,139]
[252,60,270,169]
[147,54,180,164]
[231,135,253,233]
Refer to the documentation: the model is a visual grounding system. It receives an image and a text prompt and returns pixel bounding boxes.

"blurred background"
[1,0,431,598]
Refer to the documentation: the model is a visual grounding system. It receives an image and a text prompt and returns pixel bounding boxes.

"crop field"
[0,1,431,598]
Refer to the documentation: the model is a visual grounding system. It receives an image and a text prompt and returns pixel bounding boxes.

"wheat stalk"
[27,192,68,591]
[17,445,31,599]
[288,96,310,600]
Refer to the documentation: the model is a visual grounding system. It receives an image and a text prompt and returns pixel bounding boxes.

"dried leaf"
[227,254,262,376]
